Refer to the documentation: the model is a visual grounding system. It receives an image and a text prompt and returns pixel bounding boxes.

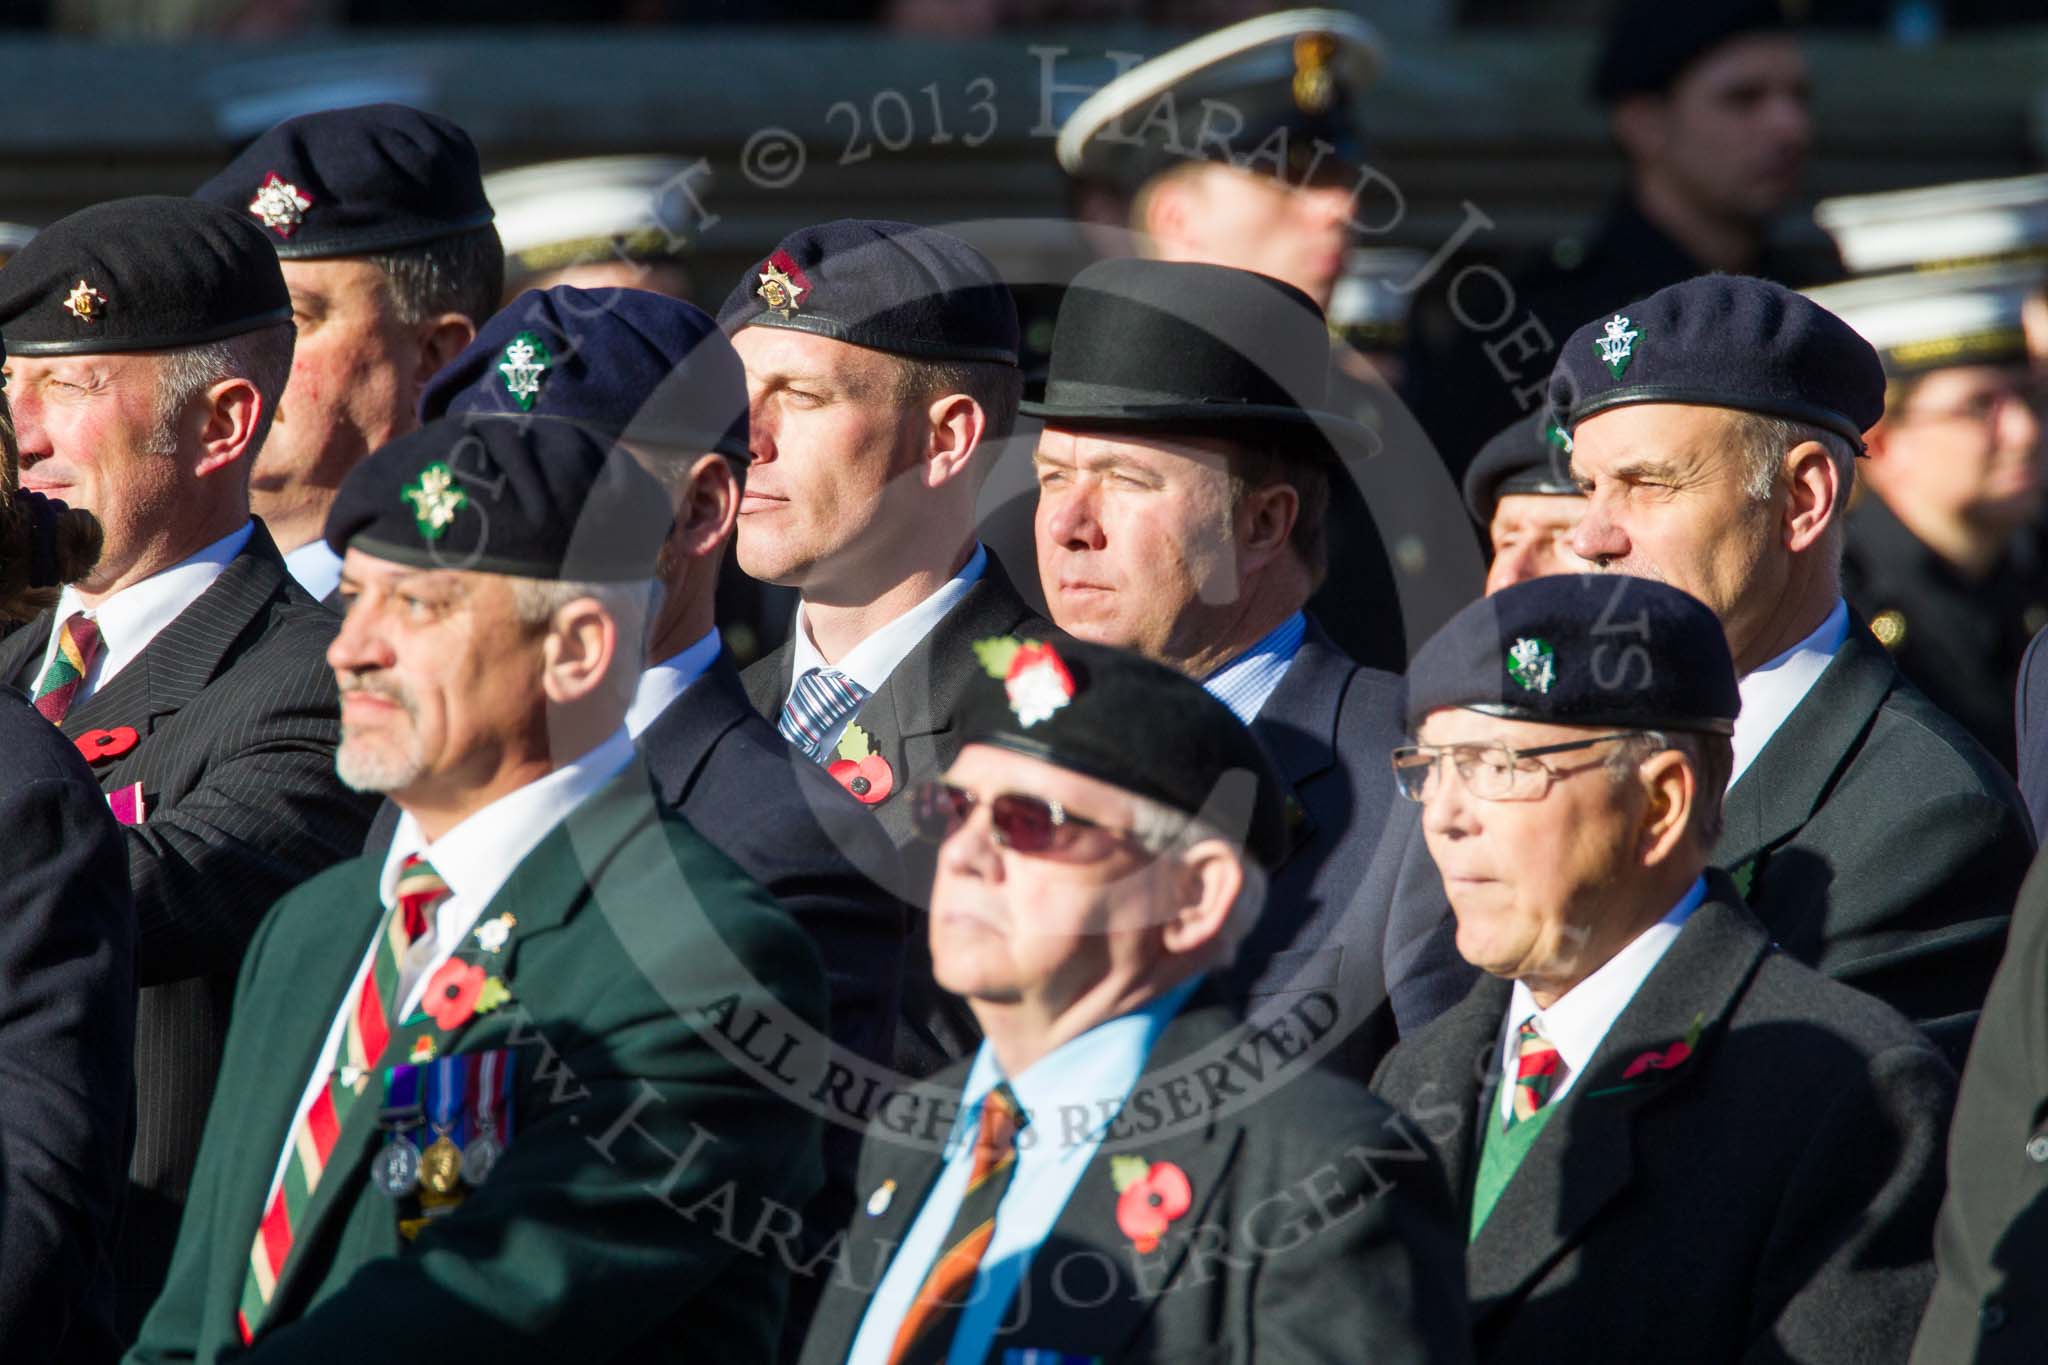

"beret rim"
[336,531,656,583]
[734,310,1019,366]
[1453,701,1735,737]
[1562,384,1868,449]
[268,209,497,260]
[2,305,293,356]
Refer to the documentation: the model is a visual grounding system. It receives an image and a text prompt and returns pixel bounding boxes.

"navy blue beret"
[1462,411,1580,526]
[420,285,748,463]
[1548,275,1884,451]
[1406,574,1739,736]
[956,633,1288,868]
[325,415,669,582]
[0,196,289,356]
[716,219,1019,366]
[1592,0,1793,104]
[195,103,494,259]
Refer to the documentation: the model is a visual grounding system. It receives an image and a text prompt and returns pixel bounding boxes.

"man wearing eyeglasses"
[797,633,1471,1365]
[1375,572,1953,1365]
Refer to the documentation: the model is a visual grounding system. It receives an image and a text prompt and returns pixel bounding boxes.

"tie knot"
[1516,1016,1549,1049]
[395,854,453,941]
[973,1082,1027,1170]
[777,666,872,762]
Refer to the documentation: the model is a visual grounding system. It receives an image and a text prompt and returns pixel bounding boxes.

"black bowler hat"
[325,415,670,582]
[419,285,749,462]
[195,103,494,259]
[1548,274,1884,451]
[1592,0,1795,104]
[1020,257,1365,454]
[956,634,1289,868]
[0,196,290,356]
[716,219,1019,366]
[1462,411,1580,526]
[1405,574,1740,736]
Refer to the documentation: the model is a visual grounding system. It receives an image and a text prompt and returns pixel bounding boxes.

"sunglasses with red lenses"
[910,780,1150,863]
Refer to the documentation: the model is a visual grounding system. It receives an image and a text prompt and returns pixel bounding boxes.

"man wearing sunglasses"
[798,634,1471,1365]
[1375,572,1953,1364]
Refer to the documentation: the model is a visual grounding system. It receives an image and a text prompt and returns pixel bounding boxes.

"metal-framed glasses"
[910,780,1155,863]
[1390,732,1649,803]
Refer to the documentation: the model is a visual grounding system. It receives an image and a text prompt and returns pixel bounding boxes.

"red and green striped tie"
[236,855,450,1344]
[33,612,100,724]
[1507,1017,1565,1130]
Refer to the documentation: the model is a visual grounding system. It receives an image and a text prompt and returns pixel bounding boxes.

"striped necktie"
[777,666,869,763]
[887,1082,1029,1365]
[33,611,101,724]
[236,854,451,1344]
[1507,1016,1565,1130]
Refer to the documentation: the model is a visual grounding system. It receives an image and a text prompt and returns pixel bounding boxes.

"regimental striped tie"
[1507,1016,1565,1130]
[32,612,100,725]
[236,855,452,1344]
[777,666,869,763]
[887,1082,1029,1365]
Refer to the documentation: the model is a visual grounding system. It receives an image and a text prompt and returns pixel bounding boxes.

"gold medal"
[420,1133,463,1197]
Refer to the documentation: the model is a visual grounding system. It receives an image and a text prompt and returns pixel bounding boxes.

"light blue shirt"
[845,977,1202,1365]
[1200,611,1307,725]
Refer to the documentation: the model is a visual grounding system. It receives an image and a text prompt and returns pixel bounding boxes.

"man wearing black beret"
[197,103,504,602]
[1027,255,1471,1081]
[1553,272,2032,1062]
[1375,572,1953,1364]
[1463,411,1588,596]
[130,415,829,1363]
[799,634,1471,1365]
[0,195,380,1337]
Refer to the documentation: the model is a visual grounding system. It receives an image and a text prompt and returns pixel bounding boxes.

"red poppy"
[1622,1040,1692,1079]
[75,726,140,763]
[828,755,894,805]
[1115,1161,1193,1254]
[424,960,487,1031]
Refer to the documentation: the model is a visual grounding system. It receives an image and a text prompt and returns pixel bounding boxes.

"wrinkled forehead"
[1566,401,1744,478]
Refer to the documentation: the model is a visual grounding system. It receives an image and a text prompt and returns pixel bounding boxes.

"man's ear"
[1634,748,1696,869]
[410,314,479,390]
[191,377,265,478]
[1235,480,1300,574]
[924,392,987,490]
[675,454,741,560]
[1781,438,1843,555]
[540,595,621,707]
[1608,94,1668,165]
[1158,839,1246,960]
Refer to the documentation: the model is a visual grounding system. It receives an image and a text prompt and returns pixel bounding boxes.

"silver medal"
[372,1139,421,1198]
[461,1133,502,1187]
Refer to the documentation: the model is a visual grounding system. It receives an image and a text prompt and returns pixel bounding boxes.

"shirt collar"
[625,628,723,739]
[1730,598,1850,786]
[281,537,344,601]
[42,521,253,693]
[1200,611,1307,725]
[789,542,988,695]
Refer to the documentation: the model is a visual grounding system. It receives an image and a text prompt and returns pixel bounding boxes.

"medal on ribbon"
[371,1064,425,1199]
[417,1055,468,1206]
[462,1048,516,1187]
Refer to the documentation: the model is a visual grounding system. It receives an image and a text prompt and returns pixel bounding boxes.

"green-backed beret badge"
[1507,637,1556,694]
[497,331,552,411]
[1595,313,1641,379]
[402,462,469,542]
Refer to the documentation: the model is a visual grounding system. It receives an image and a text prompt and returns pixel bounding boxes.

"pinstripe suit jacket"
[0,521,379,1338]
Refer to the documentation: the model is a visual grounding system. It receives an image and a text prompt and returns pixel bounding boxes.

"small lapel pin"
[866,1178,897,1217]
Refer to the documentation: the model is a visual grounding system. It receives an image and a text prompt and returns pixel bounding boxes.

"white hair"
[1127,792,1268,968]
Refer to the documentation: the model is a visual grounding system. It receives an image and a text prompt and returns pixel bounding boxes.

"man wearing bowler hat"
[1463,412,1588,596]
[0,196,378,1334]
[1027,256,1471,1078]
[798,635,1471,1365]
[1375,573,1953,1364]
[1555,273,2032,1060]
[197,103,504,601]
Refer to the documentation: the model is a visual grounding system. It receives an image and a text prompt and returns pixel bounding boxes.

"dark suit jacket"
[0,522,380,1334]
[798,991,1474,1365]
[743,552,1053,1071]
[0,689,137,1365]
[127,766,829,1365]
[1913,847,2048,1363]
[1374,877,1954,1364]
[1714,614,2032,1063]
[2010,621,2048,838]
[1233,619,1473,1082]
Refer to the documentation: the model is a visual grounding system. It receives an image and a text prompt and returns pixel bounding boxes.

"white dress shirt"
[32,521,254,702]
[1497,876,1706,1122]
[625,627,723,739]
[782,542,987,756]
[283,538,345,602]
[265,727,636,1195]
[1729,598,1850,788]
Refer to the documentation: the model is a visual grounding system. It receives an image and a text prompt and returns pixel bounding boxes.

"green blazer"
[127,766,828,1364]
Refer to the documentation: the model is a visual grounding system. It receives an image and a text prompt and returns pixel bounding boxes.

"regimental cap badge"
[1292,32,1339,114]
[755,248,812,319]
[1595,313,1641,379]
[497,331,552,411]
[401,461,469,541]
[247,172,314,238]
[63,279,107,322]
[1541,418,1573,454]
[975,636,1077,728]
[1507,636,1556,694]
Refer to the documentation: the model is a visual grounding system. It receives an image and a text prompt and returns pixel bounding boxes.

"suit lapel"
[1394,974,1513,1219]
[741,640,796,723]
[1466,881,1773,1316]
[637,651,754,807]
[1248,621,1351,863]
[0,608,51,692]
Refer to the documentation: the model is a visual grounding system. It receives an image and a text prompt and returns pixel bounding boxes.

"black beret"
[1548,274,1884,451]
[1406,574,1739,737]
[956,634,1289,869]
[0,196,290,356]
[1462,411,1580,526]
[716,219,1019,366]
[324,415,670,582]
[420,285,749,462]
[195,103,493,259]
[1592,0,1793,104]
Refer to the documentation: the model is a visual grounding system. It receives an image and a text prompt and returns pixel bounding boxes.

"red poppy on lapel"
[1113,1158,1192,1254]
[75,726,139,763]
[424,960,487,1031]
[829,723,894,805]
[1620,1011,1707,1080]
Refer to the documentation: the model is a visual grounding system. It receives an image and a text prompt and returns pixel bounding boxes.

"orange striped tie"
[888,1082,1028,1365]
[33,612,100,724]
